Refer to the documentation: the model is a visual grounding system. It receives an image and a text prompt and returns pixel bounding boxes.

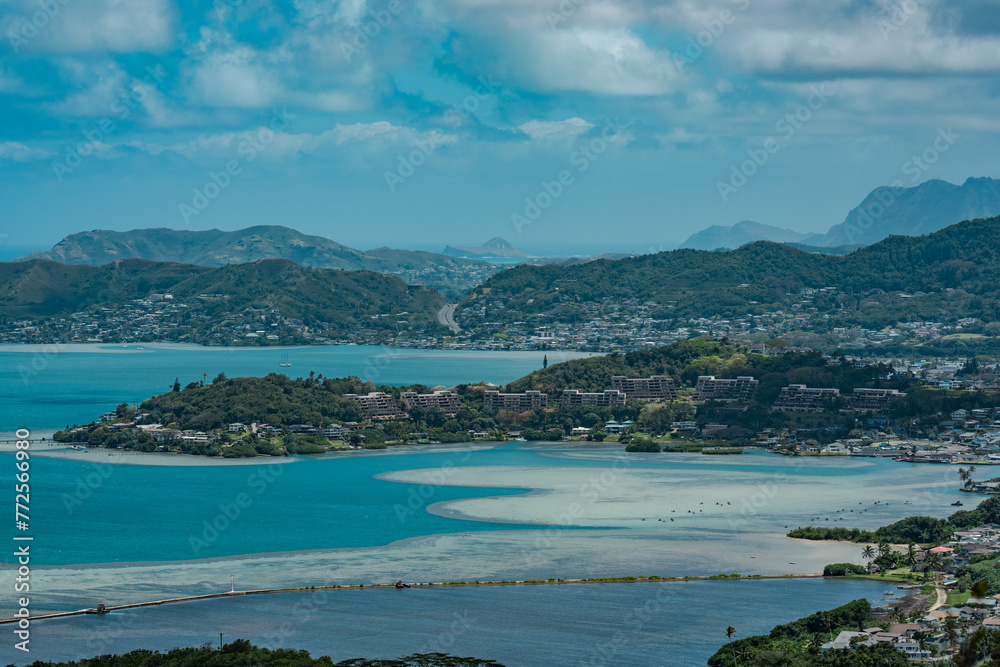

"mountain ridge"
[678,177,1000,251]
[16,225,485,273]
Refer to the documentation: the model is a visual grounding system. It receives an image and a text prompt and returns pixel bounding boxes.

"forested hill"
[505,339,901,400]
[462,216,1000,321]
[0,258,444,329]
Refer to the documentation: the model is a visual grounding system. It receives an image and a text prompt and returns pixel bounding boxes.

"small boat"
[279,353,291,367]
[952,501,964,506]
[884,591,894,596]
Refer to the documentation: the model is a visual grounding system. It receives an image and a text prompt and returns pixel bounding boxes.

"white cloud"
[0,141,53,161]
[187,42,284,109]
[518,118,594,140]
[131,122,457,162]
[46,61,129,117]
[451,27,683,96]
[2,0,175,53]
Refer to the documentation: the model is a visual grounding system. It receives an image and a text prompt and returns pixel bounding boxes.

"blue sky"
[1,0,998,258]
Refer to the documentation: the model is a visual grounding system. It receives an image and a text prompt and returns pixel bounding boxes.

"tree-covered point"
[707,599,911,666]
[14,640,505,666]
[789,496,1000,546]
[505,339,905,396]
[788,516,953,545]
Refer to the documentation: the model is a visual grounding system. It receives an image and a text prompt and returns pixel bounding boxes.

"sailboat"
[279,353,291,367]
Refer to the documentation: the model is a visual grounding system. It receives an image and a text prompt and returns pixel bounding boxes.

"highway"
[436,303,460,333]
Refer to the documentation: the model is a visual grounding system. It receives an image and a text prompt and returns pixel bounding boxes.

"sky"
[1,0,999,258]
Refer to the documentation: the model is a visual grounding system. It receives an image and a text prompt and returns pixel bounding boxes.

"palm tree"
[862,544,876,571]
[725,626,737,666]
[906,543,918,569]
[926,551,944,576]
[877,540,892,558]
[958,467,970,487]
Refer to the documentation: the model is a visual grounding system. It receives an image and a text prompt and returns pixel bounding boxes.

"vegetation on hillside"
[789,496,1000,547]
[463,216,1000,329]
[788,516,953,545]
[506,339,902,396]
[0,258,443,332]
[15,640,504,666]
[706,599,910,666]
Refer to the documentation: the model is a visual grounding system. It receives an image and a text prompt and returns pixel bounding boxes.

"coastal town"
[1,282,991,355]
[801,522,1000,662]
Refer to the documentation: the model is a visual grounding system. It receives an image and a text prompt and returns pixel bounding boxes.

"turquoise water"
[0,578,895,666]
[0,344,592,431]
[16,449,538,565]
[6,445,961,567]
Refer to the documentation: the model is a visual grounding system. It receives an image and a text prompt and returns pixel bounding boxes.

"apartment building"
[400,390,463,416]
[484,390,548,412]
[561,389,627,408]
[772,384,841,412]
[341,392,407,420]
[846,388,906,413]
[610,375,678,401]
[692,375,759,403]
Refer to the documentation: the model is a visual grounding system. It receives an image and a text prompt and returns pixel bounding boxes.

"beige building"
[562,389,627,408]
[772,385,840,412]
[693,376,759,403]
[846,388,906,412]
[342,392,407,420]
[484,390,548,412]
[610,375,678,401]
[400,390,463,416]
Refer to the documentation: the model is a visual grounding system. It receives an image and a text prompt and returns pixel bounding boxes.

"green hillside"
[0,258,209,317]
[0,258,444,332]
[463,216,1000,325]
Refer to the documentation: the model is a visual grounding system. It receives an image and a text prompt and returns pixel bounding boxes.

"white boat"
[279,353,291,367]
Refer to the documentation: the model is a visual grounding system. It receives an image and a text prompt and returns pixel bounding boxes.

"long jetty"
[1,573,825,624]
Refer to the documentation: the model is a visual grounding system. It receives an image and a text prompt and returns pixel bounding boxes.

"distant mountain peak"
[679,220,812,251]
[807,176,1000,247]
[443,237,531,259]
[678,176,1000,252]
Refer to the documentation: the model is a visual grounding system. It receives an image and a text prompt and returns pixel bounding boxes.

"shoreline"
[1,573,828,625]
